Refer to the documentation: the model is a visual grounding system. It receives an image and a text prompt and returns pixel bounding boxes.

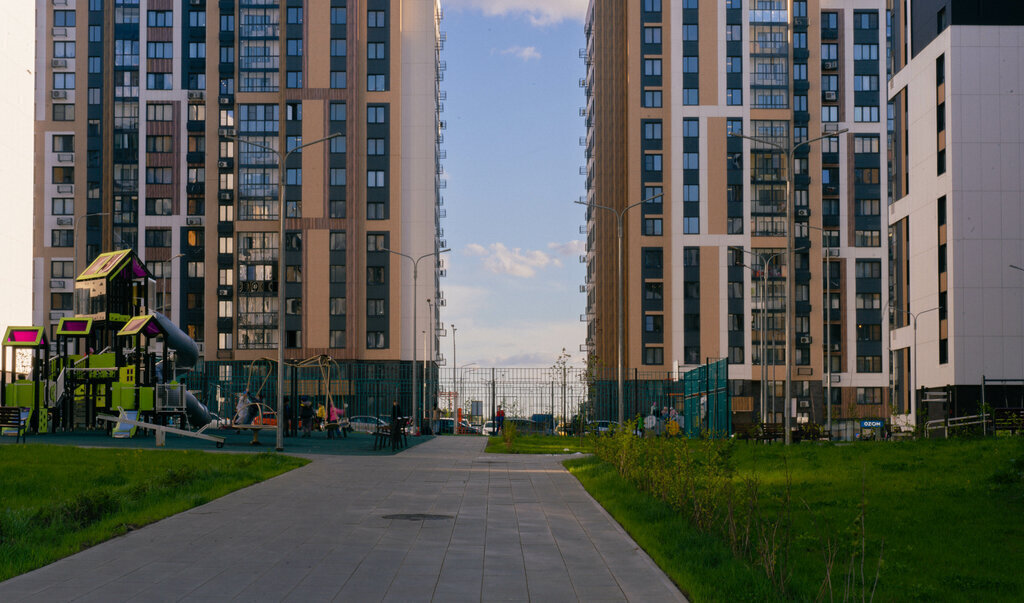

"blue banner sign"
[861,419,884,429]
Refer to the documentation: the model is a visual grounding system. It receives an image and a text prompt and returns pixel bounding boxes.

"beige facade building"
[583,0,891,431]
[33,1,445,379]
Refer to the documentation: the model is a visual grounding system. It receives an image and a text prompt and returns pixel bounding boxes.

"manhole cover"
[382,513,453,521]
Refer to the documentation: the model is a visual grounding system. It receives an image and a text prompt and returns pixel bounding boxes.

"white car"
[482,421,497,435]
[349,415,387,434]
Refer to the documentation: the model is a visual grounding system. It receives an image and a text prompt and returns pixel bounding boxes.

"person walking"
[299,397,314,438]
[496,406,505,434]
[390,400,402,451]
[327,403,342,439]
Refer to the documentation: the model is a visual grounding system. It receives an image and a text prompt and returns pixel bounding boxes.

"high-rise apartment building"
[33,1,445,378]
[582,0,891,432]
[887,1,1024,423]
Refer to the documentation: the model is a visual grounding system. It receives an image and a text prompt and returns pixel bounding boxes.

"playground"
[0,249,429,453]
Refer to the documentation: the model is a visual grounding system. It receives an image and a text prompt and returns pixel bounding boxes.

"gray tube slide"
[152,312,210,427]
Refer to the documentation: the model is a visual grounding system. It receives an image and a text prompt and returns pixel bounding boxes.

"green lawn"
[570,437,1024,601]
[485,434,594,454]
[0,445,307,581]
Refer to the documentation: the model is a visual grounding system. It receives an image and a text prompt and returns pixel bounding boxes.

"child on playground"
[327,403,343,439]
[299,397,314,437]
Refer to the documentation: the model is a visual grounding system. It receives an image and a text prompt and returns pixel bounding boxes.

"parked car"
[349,415,388,434]
[437,418,479,434]
[482,420,496,435]
[592,420,619,435]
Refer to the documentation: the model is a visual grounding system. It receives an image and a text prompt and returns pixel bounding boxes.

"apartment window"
[857,387,883,404]
[368,10,386,27]
[146,168,172,184]
[854,135,880,154]
[220,14,234,31]
[52,166,74,184]
[330,265,346,283]
[188,42,206,59]
[146,136,172,153]
[366,332,386,349]
[855,168,880,185]
[683,217,699,234]
[644,59,662,76]
[644,315,664,333]
[856,199,880,216]
[146,198,172,216]
[643,0,661,11]
[51,229,74,247]
[821,44,837,60]
[643,122,662,142]
[855,230,881,247]
[854,76,879,91]
[821,106,838,122]
[331,8,347,24]
[367,234,386,251]
[367,170,385,187]
[725,25,741,41]
[53,104,75,121]
[367,267,385,285]
[857,324,882,342]
[54,10,76,27]
[189,11,205,27]
[286,7,303,23]
[854,44,879,61]
[218,332,232,350]
[54,41,76,58]
[643,27,661,44]
[727,89,743,106]
[856,356,882,373]
[367,299,385,316]
[330,169,347,186]
[855,11,878,30]
[855,293,881,309]
[643,347,664,365]
[856,260,881,278]
[53,73,75,90]
[287,40,303,57]
[683,89,698,106]
[52,260,74,279]
[145,228,171,248]
[683,25,698,41]
[187,262,204,278]
[644,282,663,300]
[643,219,662,236]
[726,56,742,73]
[854,106,879,122]
[330,71,347,89]
[51,293,73,311]
[683,153,698,170]
[330,330,346,348]
[332,39,348,57]
[367,74,387,91]
[52,198,74,215]
[645,154,663,172]
[330,102,347,121]
[149,10,172,27]
[147,73,172,90]
[682,57,698,73]
[330,200,346,218]
[643,90,662,108]
[367,106,386,123]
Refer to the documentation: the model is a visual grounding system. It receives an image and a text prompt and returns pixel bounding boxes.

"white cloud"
[464,243,558,278]
[444,0,587,26]
[548,240,585,256]
[450,321,586,367]
[499,45,542,61]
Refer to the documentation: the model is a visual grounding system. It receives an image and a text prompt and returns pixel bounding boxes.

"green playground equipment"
[3,249,216,443]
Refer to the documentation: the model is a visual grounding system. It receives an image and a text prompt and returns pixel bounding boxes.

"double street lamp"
[384,247,449,430]
[231,132,343,452]
[739,248,784,424]
[575,191,664,428]
[729,128,848,444]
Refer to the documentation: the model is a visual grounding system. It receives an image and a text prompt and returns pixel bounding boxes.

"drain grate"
[382,513,454,521]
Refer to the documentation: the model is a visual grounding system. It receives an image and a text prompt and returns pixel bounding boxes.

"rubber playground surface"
[0,428,439,455]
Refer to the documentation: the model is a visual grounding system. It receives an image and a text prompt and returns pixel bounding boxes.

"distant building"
[887,0,1024,423]
[33,1,446,395]
[582,0,890,433]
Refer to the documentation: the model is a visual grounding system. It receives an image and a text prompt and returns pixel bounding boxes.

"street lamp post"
[729,128,848,443]
[231,131,343,452]
[740,249,784,424]
[890,306,939,427]
[450,323,456,414]
[383,248,450,430]
[575,191,664,427]
[73,212,110,313]
[805,223,838,438]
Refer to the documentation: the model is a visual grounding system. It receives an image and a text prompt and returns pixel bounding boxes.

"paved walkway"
[0,437,685,602]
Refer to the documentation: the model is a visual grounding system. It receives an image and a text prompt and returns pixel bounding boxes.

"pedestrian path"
[0,437,686,602]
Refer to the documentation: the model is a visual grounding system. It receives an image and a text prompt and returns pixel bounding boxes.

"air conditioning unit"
[218,128,236,137]
[51,59,67,68]
[187,91,205,100]
[824,90,838,101]
[219,96,232,105]
[217,287,232,297]
[51,90,67,99]
[56,184,74,193]
[50,279,66,289]
[823,123,842,133]
[826,248,840,257]
[830,343,841,351]
[437,298,446,307]
[796,208,810,217]
[186,217,204,225]
[799,335,812,345]
[57,153,74,163]
[55,217,72,226]
[52,27,67,38]
[438,269,447,277]
[190,0,204,6]
[823,60,838,71]
[217,160,229,168]
[579,285,586,293]
[195,342,205,356]
[579,255,587,263]
[218,192,232,201]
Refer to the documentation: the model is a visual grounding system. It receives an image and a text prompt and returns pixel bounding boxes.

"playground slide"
[151,312,211,428]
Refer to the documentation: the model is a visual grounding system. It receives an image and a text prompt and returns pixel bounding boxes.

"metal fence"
[178,357,730,435]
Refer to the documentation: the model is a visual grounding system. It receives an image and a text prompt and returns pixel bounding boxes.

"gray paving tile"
[0,437,684,602]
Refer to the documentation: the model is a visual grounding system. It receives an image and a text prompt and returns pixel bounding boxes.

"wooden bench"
[755,422,785,444]
[0,406,27,444]
[373,419,409,451]
[993,408,1024,434]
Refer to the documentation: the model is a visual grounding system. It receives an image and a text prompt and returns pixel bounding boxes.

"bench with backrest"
[373,418,409,451]
[755,422,785,444]
[0,406,27,444]
[993,408,1024,434]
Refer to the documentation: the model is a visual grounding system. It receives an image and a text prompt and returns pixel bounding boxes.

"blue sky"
[438,0,588,368]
